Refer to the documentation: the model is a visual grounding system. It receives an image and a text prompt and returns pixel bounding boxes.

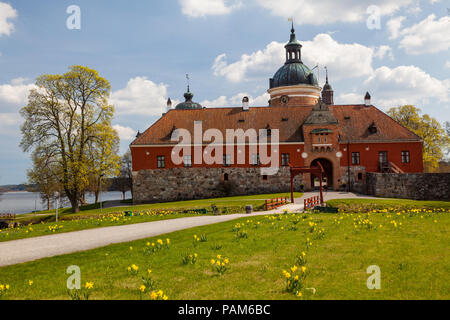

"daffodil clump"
[150,289,168,300]
[67,282,94,300]
[47,224,64,233]
[127,264,140,276]
[283,265,307,296]
[138,269,158,299]
[210,255,230,276]
[0,284,10,299]
[182,253,198,265]
[143,238,170,255]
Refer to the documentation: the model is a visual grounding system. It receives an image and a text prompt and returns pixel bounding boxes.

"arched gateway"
[310,158,333,189]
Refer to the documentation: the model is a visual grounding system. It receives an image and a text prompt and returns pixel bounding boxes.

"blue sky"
[0,0,449,184]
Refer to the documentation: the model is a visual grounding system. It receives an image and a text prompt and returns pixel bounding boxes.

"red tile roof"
[131,105,422,146]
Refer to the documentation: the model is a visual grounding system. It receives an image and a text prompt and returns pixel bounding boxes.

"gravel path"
[0,204,303,267]
[0,192,385,267]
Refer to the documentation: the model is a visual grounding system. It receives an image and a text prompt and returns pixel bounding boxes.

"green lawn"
[1,193,302,243]
[1,203,448,300]
[327,198,450,212]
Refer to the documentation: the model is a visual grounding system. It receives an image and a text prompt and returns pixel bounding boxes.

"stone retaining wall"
[365,173,450,201]
[133,167,303,204]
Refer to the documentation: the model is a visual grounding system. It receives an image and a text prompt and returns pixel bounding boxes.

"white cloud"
[0,113,22,135]
[338,93,366,105]
[200,92,270,107]
[363,65,449,109]
[397,14,450,54]
[0,78,35,109]
[179,0,241,17]
[255,0,414,25]
[0,2,17,37]
[113,125,136,141]
[212,41,283,83]
[374,45,394,60]
[110,77,168,116]
[387,16,406,40]
[213,34,376,83]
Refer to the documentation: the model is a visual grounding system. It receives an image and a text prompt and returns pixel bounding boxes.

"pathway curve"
[0,204,303,267]
[0,192,386,267]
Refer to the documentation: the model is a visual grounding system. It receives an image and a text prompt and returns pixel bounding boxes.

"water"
[0,191,132,214]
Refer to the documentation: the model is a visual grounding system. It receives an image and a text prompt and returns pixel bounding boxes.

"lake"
[0,191,132,214]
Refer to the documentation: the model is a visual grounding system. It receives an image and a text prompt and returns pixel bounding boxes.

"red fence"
[265,197,289,211]
[304,197,320,210]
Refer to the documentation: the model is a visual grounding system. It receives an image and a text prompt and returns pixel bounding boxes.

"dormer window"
[368,122,378,134]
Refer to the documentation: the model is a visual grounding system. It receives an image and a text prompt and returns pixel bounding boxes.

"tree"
[20,66,115,213]
[120,150,133,199]
[388,106,450,172]
[84,125,121,203]
[27,150,63,210]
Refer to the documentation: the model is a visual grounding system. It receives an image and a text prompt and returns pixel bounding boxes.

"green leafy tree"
[20,66,115,213]
[85,125,121,203]
[27,149,63,210]
[388,105,450,172]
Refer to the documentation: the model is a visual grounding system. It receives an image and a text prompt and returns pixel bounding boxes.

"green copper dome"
[175,86,203,110]
[271,63,318,88]
[269,24,318,89]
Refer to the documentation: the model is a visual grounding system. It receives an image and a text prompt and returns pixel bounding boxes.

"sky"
[0,0,449,185]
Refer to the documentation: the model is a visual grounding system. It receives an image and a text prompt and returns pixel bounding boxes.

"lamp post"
[99,174,104,213]
[55,191,59,222]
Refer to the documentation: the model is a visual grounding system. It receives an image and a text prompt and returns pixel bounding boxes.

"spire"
[285,22,302,64]
[322,66,334,105]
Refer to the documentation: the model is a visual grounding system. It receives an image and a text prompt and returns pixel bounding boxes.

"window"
[358,173,363,180]
[223,154,231,167]
[224,173,229,181]
[352,152,360,165]
[402,151,410,164]
[379,151,388,164]
[157,156,165,168]
[251,154,260,166]
[281,153,290,166]
[262,175,268,181]
[183,155,192,167]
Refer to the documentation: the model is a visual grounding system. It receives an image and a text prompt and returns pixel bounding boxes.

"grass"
[0,193,302,243]
[1,202,449,300]
[327,198,450,212]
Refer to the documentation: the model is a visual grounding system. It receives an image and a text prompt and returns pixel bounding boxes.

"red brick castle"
[130,27,423,203]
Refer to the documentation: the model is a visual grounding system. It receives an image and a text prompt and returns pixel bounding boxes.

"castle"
[130,26,423,204]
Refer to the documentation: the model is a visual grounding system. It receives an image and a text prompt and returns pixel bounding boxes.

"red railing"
[265,197,289,211]
[304,197,320,210]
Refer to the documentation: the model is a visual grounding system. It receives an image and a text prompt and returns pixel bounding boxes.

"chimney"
[364,92,371,106]
[242,96,249,111]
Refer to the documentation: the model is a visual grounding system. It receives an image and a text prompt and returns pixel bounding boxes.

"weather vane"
[186,74,190,90]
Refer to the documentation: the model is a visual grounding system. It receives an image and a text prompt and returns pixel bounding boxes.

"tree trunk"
[122,191,125,200]
[95,191,99,204]
[47,197,50,211]
[68,193,80,213]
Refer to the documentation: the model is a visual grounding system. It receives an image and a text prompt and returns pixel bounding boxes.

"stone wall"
[133,167,303,204]
[365,173,450,201]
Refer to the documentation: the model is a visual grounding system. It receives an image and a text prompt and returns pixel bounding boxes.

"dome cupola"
[269,23,318,89]
[267,24,321,107]
[175,86,203,110]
